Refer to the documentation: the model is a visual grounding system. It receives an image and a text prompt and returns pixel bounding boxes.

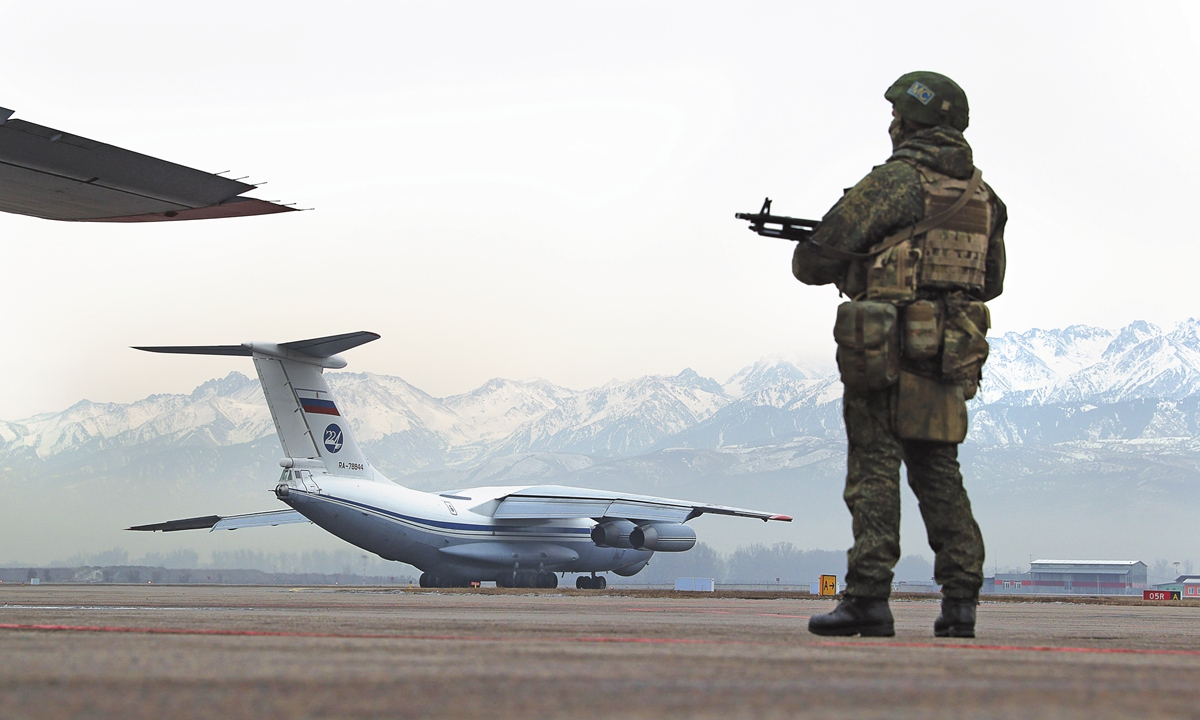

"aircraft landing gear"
[419,572,475,589]
[496,571,558,589]
[576,574,607,590]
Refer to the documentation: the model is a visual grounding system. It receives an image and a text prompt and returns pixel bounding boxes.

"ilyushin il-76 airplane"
[129,332,792,589]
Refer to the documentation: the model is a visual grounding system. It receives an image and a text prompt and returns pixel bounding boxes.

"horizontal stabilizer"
[133,331,380,360]
[132,344,252,356]
[128,509,308,533]
[212,509,310,531]
[128,515,221,532]
[280,331,381,358]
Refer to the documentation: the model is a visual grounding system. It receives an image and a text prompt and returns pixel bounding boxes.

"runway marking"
[811,639,1200,656]
[0,623,486,642]
[626,607,810,619]
[2,622,1199,657]
[2,605,224,612]
[0,623,705,645]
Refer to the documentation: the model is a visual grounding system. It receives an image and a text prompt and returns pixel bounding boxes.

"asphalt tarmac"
[2,585,1198,719]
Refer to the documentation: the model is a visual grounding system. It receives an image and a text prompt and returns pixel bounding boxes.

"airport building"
[1151,575,1200,593]
[984,560,1148,596]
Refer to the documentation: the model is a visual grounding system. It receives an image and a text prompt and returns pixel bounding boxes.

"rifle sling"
[804,167,983,262]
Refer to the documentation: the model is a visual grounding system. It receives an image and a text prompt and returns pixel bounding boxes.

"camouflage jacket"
[792,126,1007,302]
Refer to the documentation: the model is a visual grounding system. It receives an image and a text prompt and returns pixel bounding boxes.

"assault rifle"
[735,197,821,243]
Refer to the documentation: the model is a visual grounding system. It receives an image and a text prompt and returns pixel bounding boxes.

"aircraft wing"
[490,485,792,523]
[0,106,296,222]
[127,509,309,532]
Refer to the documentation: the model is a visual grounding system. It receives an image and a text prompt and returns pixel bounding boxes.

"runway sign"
[819,575,838,596]
[1143,590,1180,601]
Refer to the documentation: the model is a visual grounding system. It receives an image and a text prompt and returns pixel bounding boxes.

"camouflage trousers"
[841,386,984,600]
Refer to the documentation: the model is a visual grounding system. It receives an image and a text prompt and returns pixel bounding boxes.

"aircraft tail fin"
[135,332,382,481]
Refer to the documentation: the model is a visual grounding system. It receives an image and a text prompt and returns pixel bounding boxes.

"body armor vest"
[865,164,992,301]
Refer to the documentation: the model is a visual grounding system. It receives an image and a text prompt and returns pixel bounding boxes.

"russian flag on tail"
[298,395,340,416]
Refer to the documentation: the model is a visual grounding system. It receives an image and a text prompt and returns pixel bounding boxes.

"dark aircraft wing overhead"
[0,106,297,222]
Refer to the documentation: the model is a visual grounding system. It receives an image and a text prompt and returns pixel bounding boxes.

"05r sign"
[1143,590,1181,601]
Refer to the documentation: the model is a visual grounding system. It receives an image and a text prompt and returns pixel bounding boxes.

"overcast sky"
[2,1,1198,419]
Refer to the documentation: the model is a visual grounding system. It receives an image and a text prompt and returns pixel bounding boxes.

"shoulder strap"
[805,167,983,262]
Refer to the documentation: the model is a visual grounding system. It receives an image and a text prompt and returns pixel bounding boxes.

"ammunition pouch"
[834,301,899,393]
[893,371,968,443]
[833,296,989,442]
[903,299,942,361]
[942,295,990,399]
[865,240,920,302]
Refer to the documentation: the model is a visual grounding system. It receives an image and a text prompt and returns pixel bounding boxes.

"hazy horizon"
[2,2,1199,419]
[3,315,1197,421]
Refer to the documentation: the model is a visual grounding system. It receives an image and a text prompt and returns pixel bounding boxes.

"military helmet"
[885,71,969,131]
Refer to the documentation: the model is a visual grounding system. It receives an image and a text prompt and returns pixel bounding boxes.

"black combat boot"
[808,595,895,637]
[934,597,977,638]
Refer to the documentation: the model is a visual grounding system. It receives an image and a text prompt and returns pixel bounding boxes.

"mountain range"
[4,319,1200,569]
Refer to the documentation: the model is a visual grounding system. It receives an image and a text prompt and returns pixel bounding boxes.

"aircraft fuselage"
[275,471,653,583]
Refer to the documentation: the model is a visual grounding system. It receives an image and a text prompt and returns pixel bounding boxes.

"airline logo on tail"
[323,425,343,453]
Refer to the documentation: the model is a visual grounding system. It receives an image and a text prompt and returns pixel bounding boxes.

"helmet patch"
[907,81,936,105]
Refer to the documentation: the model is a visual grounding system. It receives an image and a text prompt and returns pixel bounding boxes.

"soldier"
[796,72,1007,638]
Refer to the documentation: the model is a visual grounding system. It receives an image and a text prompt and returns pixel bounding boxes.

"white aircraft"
[129,332,792,589]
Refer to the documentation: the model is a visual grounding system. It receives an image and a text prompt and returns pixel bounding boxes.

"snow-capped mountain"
[722,355,825,399]
[5,319,1200,472]
[6,320,1200,566]
[978,319,1200,406]
[0,373,273,461]
[487,369,729,458]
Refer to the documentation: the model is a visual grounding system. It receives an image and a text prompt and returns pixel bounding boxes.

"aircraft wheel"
[537,573,558,589]
[595,576,607,590]
[496,572,515,588]
[576,576,592,590]
[419,572,431,588]
[516,571,537,588]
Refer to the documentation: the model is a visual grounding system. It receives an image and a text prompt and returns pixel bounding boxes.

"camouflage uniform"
[794,126,1007,600]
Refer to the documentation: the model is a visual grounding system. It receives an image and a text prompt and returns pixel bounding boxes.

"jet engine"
[590,519,637,549]
[629,523,696,552]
